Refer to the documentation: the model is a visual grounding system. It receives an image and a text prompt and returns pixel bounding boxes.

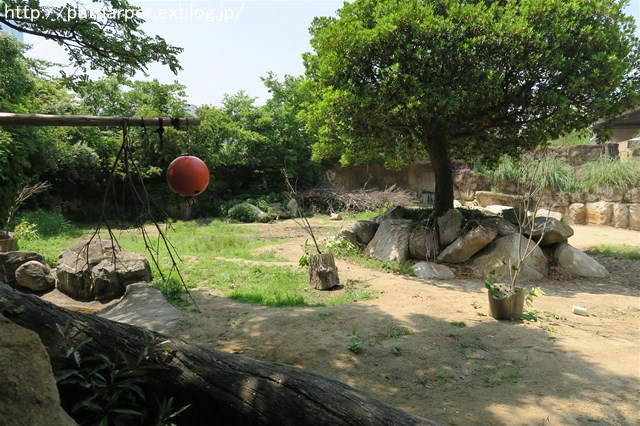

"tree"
[303,0,640,215]
[0,0,182,83]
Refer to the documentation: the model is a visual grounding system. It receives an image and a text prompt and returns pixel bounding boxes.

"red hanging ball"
[167,155,210,196]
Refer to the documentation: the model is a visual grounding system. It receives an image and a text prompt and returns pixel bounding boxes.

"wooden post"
[308,252,340,290]
[0,113,200,128]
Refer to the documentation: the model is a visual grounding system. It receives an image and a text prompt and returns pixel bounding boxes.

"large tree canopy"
[0,0,182,81]
[303,0,640,215]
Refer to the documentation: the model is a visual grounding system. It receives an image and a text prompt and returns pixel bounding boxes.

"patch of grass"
[346,329,363,354]
[482,367,520,387]
[450,321,467,328]
[387,324,411,338]
[579,157,640,192]
[548,128,592,147]
[585,244,640,260]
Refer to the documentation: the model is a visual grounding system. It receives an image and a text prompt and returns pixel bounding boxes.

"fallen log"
[0,284,439,425]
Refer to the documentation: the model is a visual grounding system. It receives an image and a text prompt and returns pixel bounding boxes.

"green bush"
[484,155,576,192]
[13,209,80,237]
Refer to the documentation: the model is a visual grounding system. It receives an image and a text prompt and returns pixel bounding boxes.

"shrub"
[227,203,268,223]
[14,209,79,237]
[578,157,640,192]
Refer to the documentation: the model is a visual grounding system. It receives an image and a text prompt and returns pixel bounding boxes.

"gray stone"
[595,187,624,202]
[437,224,498,263]
[629,204,640,231]
[584,192,600,203]
[535,209,563,221]
[586,201,613,225]
[56,240,152,301]
[370,206,405,224]
[474,191,523,208]
[15,260,55,291]
[98,282,182,334]
[365,219,414,263]
[412,261,455,279]
[480,217,519,236]
[470,234,548,283]
[554,243,610,278]
[286,199,299,217]
[0,313,76,426]
[612,203,629,229]
[437,208,463,247]
[338,229,359,248]
[624,188,640,204]
[329,212,343,221]
[566,203,587,225]
[408,225,439,260]
[351,220,379,245]
[524,217,574,246]
[569,192,585,204]
[0,251,45,287]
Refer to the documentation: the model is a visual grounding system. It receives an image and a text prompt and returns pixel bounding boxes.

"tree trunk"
[424,138,454,217]
[308,252,340,290]
[0,284,438,426]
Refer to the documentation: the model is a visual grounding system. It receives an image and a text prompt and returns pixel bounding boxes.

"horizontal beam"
[0,113,200,128]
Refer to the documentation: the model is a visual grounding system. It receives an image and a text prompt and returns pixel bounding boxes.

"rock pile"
[347,207,609,283]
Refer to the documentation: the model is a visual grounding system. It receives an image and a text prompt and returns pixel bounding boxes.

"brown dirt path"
[174,219,640,426]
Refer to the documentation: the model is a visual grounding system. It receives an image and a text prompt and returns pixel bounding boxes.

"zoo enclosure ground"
[174,219,640,426]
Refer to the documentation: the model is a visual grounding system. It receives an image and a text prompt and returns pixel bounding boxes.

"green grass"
[548,128,592,147]
[585,244,640,260]
[578,157,640,192]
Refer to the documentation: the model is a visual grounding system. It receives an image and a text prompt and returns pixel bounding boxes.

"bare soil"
[174,219,640,426]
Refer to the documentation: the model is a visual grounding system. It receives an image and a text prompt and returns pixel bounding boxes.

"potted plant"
[0,181,50,252]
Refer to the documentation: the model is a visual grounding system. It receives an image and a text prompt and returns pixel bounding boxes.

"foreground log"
[0,284,438,426]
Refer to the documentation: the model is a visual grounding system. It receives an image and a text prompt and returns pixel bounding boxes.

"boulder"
[566,203,587,225]
[370,206,405,224]
[0,313,76,426]
[437,208,463,247]
[586,201,613,225]
[612,203,629,229]
[15,260,55,291]
[408,226,439,260]
[0,251,45,287]
[595,187,624,202]
[437,224,498,263]
[412,261,455,280]
[470,234,548,283]
[286,199,299,217]
[523,217,574,246]
[535,209,563,221]
[629,204,640,231]
[480,217,519,236]
[624,188,640,204]
[474,191,522,208]
[365,219,413,263]
[338,229,359,248]
[554,243,610,278]
[351,220,379,245]
[329,213,343,221]
[56,240,152,301]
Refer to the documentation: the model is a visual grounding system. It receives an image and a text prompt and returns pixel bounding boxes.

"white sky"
[23,0,640,107]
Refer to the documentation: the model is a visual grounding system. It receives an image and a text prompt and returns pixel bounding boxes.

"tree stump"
[308,252,340,290]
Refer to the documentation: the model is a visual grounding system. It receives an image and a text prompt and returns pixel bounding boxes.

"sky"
[22,0,640,108]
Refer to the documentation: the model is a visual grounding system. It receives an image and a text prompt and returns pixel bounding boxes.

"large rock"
[437,224,498,263]
[554,243,610,278]
[523,217,574,246]
[437,208,463,247]
[351,220,380,245]
[470,234,548,283]
[370,206,405,224]
[338,229,359,248]
[474,191,522,208]
[566,203,587,225]
[0,251,45,287]
[624,188,640,204]
[56,240,152,301]
[408,226,439,260]
[612,203,629,229]
[0,313,76,426]
[365,219,413,263]
[586,201,613,225]
[629,204,640,231]
[480,217,519,236]
[412,261,455,280]
[15,260,55,291]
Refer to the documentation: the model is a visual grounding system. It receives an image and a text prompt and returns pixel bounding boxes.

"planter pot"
[488,284,526,320]
[0,232,17,252]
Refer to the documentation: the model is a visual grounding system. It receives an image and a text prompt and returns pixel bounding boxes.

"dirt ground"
[174,219,640,426]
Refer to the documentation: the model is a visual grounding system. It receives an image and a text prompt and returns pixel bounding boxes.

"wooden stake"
[0,113,200,128]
